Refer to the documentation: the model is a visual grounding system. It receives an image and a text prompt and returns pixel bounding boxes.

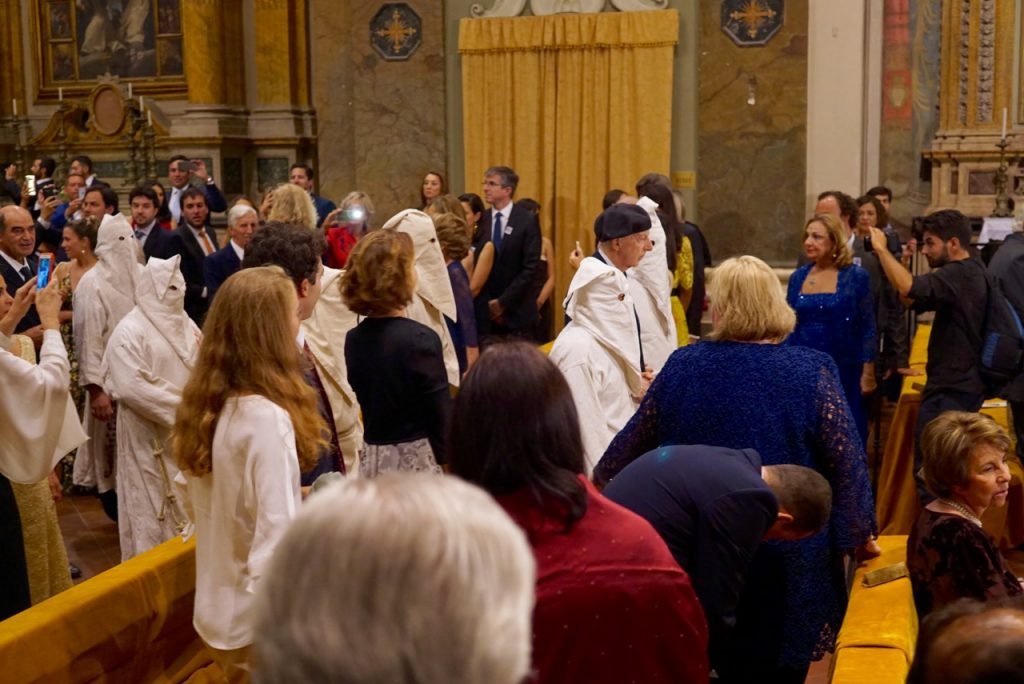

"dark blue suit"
[204,243,242,303]
[603,444,778,673]
[170,224,219,324]
[0,254,39,332]
[139,225,176,262]
[311,194,336,228]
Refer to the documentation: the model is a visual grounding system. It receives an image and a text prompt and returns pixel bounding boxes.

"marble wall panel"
[698,0,808,265]
[313,1,447,222]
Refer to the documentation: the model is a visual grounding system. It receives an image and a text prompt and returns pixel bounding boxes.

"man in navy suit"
[129,186,175,261]
[603,445,833,682]
[290,163,336,228]
[166,155,227,228]
[205,203,258,301]
[475,165,542,339]
[0,205,41,340]
[170,187,220,324]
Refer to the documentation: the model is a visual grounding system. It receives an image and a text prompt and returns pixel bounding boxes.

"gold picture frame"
[31,0,187,101]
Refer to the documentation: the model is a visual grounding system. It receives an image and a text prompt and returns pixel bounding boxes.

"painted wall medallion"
[721,0,784,47]
[371,3,422,61]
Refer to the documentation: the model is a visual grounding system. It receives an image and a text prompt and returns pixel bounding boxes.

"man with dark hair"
[166,154,227,227]
[603,444,832,681]
[908,597,1024,684]
[70,155,99,188]
[128,185,174,261]
[241,221,344,485]
[987,226,1024,463]
[82,185,119,219]
[476,165,542,338]
[36,172,85,239]
[289,163,336,228]
[869,209,988,501]
[24,157,57,220]
[170,187,219,323]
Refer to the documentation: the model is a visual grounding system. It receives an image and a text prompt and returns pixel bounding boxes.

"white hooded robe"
[629,196,678,371]
[103,256,198,560]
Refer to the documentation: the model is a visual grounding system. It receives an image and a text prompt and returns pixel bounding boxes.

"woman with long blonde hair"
[172,266,325,681]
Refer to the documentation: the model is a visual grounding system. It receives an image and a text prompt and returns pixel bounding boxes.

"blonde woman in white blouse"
[171,267,326,681]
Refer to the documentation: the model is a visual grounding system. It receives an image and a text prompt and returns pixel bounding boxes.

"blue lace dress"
[786,264,876,446]
[594,342,876,671]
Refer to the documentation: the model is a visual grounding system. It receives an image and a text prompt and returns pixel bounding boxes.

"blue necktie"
[492,211,503,251]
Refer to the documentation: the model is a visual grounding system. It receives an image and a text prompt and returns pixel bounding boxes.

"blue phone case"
[36,256,51,289]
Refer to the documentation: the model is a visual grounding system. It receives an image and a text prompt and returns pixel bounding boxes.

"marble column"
[0,0,26,117]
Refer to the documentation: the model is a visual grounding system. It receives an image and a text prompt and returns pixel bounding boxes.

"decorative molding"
[976,0,995,122]
[468,0,666,18]
[957,0,969,124]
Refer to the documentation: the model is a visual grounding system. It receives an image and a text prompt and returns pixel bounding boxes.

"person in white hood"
[103,255,199,559]
[73,213,142,517]
[382,209,460,387]
[549,204,655,471]
[631,196,678,370]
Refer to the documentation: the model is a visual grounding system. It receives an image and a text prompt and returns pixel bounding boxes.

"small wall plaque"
[371,4,422,61]
[721,0,784,47]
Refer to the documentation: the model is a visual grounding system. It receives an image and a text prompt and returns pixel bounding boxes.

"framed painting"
[33,0,187,97]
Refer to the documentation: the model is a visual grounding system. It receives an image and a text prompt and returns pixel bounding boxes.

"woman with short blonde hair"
[908,411,1021,618]
[253,473,536,684]
[596,251,877,682]
[707,255,795,343]
[266,183,318,232]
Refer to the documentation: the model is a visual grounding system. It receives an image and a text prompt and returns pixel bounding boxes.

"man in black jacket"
[170,187,219,324]
[475,165,542,339]
[988,229,1024,462]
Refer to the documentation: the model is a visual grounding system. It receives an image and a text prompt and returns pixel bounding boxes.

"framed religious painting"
[32,0,187,99]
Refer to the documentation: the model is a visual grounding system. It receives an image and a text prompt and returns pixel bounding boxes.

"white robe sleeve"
[0,330,88,483]
[103,322,182,429]
[74,277,109,388]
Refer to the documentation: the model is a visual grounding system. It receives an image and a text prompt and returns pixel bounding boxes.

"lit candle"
[1002,107,1008,140]
[58,87,63,102]
[128,82,132,98]
[11,99,16,117]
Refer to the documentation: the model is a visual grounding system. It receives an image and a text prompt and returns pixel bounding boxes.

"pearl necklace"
[938,499,983,527]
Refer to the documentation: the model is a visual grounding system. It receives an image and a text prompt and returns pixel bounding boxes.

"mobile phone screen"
[36,254,52,289]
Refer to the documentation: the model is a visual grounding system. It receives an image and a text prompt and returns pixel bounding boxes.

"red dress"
[498,478,709,684]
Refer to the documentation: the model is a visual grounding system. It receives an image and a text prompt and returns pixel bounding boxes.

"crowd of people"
[2,155,1024,684]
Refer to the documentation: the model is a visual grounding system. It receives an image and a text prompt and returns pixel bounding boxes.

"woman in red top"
[449,341,709,684]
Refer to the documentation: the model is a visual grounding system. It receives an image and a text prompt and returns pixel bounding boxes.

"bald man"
[0,206,42,342]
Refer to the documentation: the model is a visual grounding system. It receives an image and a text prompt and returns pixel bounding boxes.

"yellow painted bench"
[830,535,917,684]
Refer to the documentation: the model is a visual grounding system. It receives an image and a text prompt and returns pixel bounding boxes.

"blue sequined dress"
[786,263,876,446]
[594,342,876,671]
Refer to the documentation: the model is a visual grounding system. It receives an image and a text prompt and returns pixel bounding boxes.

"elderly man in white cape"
[73,213,143,514]
[382,209,460,387]
[549,257,653,473]
[102,256,199,560]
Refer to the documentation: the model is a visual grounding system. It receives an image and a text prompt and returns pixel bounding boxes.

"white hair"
[252,473,536,684]
[226,203,257,227]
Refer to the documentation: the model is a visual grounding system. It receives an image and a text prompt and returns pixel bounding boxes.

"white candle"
[128,82,132,98]
[147,110,152,127]
[1002,107,1008,139]
[139,95,144,112]
[11,99,16,117]
[58,87,63,102]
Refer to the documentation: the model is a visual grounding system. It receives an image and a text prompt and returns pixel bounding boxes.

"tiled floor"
[56,492,120,583]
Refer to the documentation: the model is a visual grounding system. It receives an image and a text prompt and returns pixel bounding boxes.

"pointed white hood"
[382,209,457,320]
[135,255,200,367]
[631,196,675,325]
[563,256,643,393]
[94,213,143,325]
[382,209,460,387]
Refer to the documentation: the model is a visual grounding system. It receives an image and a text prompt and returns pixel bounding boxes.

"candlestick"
[1002,107,1007,140]
[11,99,16,117]
[147,110,152,127]
[139,95,144,112]
[58,87,63,102]
[128,82,133,98]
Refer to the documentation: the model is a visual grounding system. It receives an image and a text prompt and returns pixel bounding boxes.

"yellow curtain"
[459,11,678,334]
